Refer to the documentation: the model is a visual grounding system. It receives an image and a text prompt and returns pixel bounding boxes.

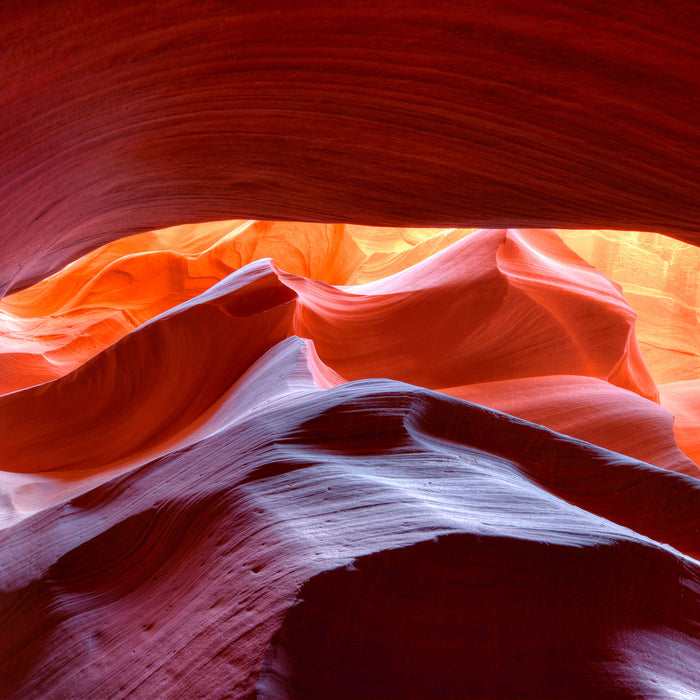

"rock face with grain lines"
[3,1,700,297]
[1,222,699,698]
[1,3,700,698]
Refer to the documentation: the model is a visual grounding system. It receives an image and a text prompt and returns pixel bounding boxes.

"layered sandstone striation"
[3,1,700,298]
[0,222,698,698]
[2,2,700,697]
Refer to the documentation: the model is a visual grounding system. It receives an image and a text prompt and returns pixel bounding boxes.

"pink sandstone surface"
[1,3,699,699]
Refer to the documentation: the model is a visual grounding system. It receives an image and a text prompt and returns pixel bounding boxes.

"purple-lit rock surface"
[1,3,700,698]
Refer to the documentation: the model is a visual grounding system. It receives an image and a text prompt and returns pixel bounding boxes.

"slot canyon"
[1,3,699,698]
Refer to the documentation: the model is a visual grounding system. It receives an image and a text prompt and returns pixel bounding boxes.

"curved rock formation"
[1,220,699,697]
[0,227,667,481]
[1,4,700,698]
[0,226,656,397]
[2,371,700,698]
[258,534,700,699]
[557,229,700,384]
[442,375,699,477]
[2,1,700,296]
[660,380,700,467]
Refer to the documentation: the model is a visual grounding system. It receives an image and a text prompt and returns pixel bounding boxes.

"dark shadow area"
[257,532,699,699]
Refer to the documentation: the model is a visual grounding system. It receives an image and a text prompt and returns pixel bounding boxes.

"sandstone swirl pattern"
[3,2,700,298]
[0,223,698,698]
[2,2,700,697]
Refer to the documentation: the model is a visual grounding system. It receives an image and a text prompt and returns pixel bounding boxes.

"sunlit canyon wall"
[1,3,699,699]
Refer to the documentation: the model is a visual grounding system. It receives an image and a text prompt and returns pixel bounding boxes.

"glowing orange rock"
[558,229,700,385]
[660,380,700,467]
[3,224,693,514]
[5,223,671,402]
[283,228,657,399]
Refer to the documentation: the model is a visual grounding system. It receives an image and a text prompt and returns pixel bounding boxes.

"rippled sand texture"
[1,222,699,698]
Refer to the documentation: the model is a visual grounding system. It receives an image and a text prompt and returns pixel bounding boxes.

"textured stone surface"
[1,3,699,697]
[1,225,699,697]
[2,1,700,296]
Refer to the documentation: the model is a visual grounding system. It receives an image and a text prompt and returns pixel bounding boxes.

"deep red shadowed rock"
[2,1,700,296]
[257,534,700,699]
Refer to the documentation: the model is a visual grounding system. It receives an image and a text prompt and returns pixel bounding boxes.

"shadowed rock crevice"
[257,534,700,699]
